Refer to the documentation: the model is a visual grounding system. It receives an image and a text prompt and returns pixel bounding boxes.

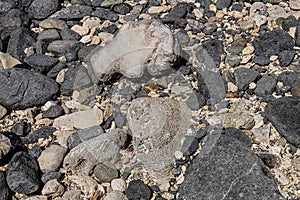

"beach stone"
[0,52,21,69]
[111,178,126,191]
[265,96,300,148]
[254,75,277,97]
[86,19,180,82]
[24,53,58,73]
[53,108,103,130]
[0,171,11,200]
[126,180,152,200]
[93,163,119,183]
[28,0,59,19]
[234,68,259,90]
[178,131,281,200]
[38,144,68,173]
[41,179,64,198]
[127,97,191,172]
[63,129,127,174]
[6,152,39,194]
[0,133,11,160]
[0,68,59,110]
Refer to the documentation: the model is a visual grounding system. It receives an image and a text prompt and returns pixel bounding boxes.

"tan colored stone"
[71,25,89,36]
[0,52,21,69]
[41,179,64,198]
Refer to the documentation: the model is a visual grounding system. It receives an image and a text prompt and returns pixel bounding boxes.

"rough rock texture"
[0,68,59,110]
[41,179,64,198]
[63,129,127,174]
[125,180,152,200]
[6,152,40,194]
[0,171,11,200]
[178,131,282,200]
[86,19,180,82]
[28,0,59,19]
[127,97,191,172]
[0,133,11,160]
[265,96,300,148]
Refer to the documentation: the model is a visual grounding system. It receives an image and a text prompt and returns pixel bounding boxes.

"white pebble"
[111,179,126,192]
[174,150,183,160]
[249,82,256,90]
[228,82,238,93]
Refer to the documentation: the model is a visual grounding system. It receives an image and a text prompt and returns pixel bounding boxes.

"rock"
[47,40,81,58]
[0,104,7,119]
[181,136,198,156]
[86,19,180,82]
[23,126,56,144]
[91,8,119,22]
[178,131,281,200]
[161,2,188,23]
[39,19,68,30]
[6,152,40,194]
[24,53,58,73]
[296,18,300,46]
[67,175,98,198]
[234,68,259,90]
[225,53,241,67]
[47,63,66,78]
[28,0,59,19]
[0,52,21,69]
[93,163,119,183]
[38,144,68,173]
[111,178,126,191]
[28,145,43,159]
[258,154,277,168]
[61,189,82,200]
[42,104,64,118]
[41,171,61,183]
[0,133,11,160]
[195,39,224,69]
[49,5,93,20]
[265,96,300,148]
[127,97,191,172]
[198,69,226,103]
[53,108,103,130]
[0,68,59,110]
[7,28,36,61]
[292,85,300,96]
[0,171,11,200]
[60,29,81,41]
[105,191,127,200]
[101,0,123,7]
[126,180,152,200]
[253,52,271,66]
[216,0,232,9]
[67,126,104,149]
[63,129,127,174]
[278,71,300,88]
[282,15,297,31]
[184,90,206,110]
[290,0,300,10]
[41,179,64,198]
[37,29,60,43]
[278,50,295,67]
[113,3,132,15]
[223,128,251,147]
[254,75,277,97]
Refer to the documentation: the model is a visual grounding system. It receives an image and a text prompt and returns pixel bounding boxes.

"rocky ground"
[0,0,300,199]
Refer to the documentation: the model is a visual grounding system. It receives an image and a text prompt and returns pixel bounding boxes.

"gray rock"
[203,23,218,35]
[12,122,30,137]
[216,0,232,9]
[278,71,300,88]
[282,15,297,31]
[63,129,127,174]
[24,53,58,73]
[181,136,198,156]
[125,180,152,200]
[39,18,68,30]
[101,0,123,7]
[198,69,226,103]
[23,126,56,144]
[49,5,93,20]
[296,18,300,46]
[223,127,251,147]
[161,2,188,23]
[185,90,206,110]
[86,20,180,82]
[93,163,119,183]
[67,126,104,149]
[265,96,300,148]
[0,133,11,160]
[28,0,59,19]
[254,75,277,96]
[60,29,81,41]
[38,144,68,173]
[112,3,132,15]
[47,40,81,56]
[234,68,259,90]
[91,8,119,22]
[42,104,64,118]
[0,68,59,110]
[41,171,62,184]
[6,152,40,194]
[0,171,11,200]
[225,53,241,67]
[178,132,282,200]
[278,50,296,67]
[253,52,271,66]
[37,29,60,43]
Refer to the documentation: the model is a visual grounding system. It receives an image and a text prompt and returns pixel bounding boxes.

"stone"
[105,191,127,200]
[47,40,81,56]
[60,29,81,41]
[42,104,64,118]
[111,178,126,191]
[39,19,68,30]
[265,96,300,148]
[178,131,281,200]
[63,129,127,174]
[67,126,104,149]
[41,172,62,184]
[253,53,270,66]
[37,29,60,43]
[181,136,198,156]
[91,8,119,22]
[290,0,300,10]
[62,190,82,200]
[0,68,59,110]
[24,53,58,73]
[0,104,7,119]
[216,0,232,9]
[28,145,43,159]
[86,20,180,82]
[282,15,297,31]
[23,126,55,144]
[41,179,64,198]
[67,175,98,198]
[0,52,21,69]
[161,2,188,23]
[38,144,68,173]
[278,50,295,67]
[234,68,259,90]
[296,18,300,46]
[53,107,103,130]
[49,5,93,20]
[0,133,11,160]
[28,0,59,19]
[101,0,123,7]
[127,97,191,172]
[278,71,300,88]
[184,90,206,110]
[125,180,152,200]
[6,152,39,194]
[258,154,277,168]
[254,75,277,97]
[225,53,241,67]
[223,128,251,147]
[94,163,119,183]
[71,25,89,36]
[113,3,132,15]
[0,171,11,200]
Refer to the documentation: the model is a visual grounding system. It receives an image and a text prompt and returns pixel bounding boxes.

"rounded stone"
[111,178,126,192]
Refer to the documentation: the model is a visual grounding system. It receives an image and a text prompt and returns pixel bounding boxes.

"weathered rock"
[0,133,11,160]
[0,171,11,200]
[126,180,152,200]
[0,52,21,69]
[49,5,93,20]
[66,175,98,198]
[111,178,126,191]
[234,68,259,90]
[93,163,119,183]
[216,0,232,9]
[105,191,127,200]
[42,104,64,118]
[86,19,180,82]
[41,179,64,198]
[23,126,56,144]
[6,152,40,194]
[53,108,103,130]
[181,136,198,156]
[41,172,61,184]
[63,129,127,174]
[295,18,300,46]
[254,75,277,97]
[265,96,300,148]
[127,97,191,172]
[24,53,58,73]
[112,3,132,15]
[39,19,68,30]
[28,0,59,19]
[38,144,68,173]
[278,50,295,67]
[0,104,7,119]
[290,0,300,10]
[0,68,59,110]
[178,131,282,200]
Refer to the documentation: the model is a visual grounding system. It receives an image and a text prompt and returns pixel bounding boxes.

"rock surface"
[0,133,11,160]
[0,171,11,200]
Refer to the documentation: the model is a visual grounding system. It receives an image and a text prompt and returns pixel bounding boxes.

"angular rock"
[41,172,62,184]
[41,179,64,198]
[278,50,295,67]
[278,71,300,88]
[28,0,59,19]
[105,191,127,200]
[23,126,56,144]
[265,96,300,148]
[86,20,180,82]
[127,97,191,172]
[225,53,241,67]
[24,53,58,73]
[42,104,64,118]
[60,29,81,41]
[91,8,119,22]
[216,0,232,9]
[234,68,259,90]
[178,131,282,200]
[63,129,127,174]
[0,52,21,69]
[0,133,11,160]
[181,136,198,156]
[47,40,81,55]
[49,5,93,20]
[93,163,119,183]
[126,180,152,200]
[37,29,60,43]
[161,2,188,23]
[38,144,68,173]
[53,108,103,130]
[39,19,68,30]
[6,152,40,194]
[184,90,206,110]
[0,68,59,110]
[282,15,297,31]
[254,75,277,96]
[112,3,132,15]
[0,171,11,200]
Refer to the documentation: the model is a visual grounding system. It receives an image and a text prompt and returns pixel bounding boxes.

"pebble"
[242,45,255,55]
[278,50,296,67]
[49,5,93,20]
[24,53,58,73]
[94,163,119,183]
[272,169,290,185]
[41,171,62,184]
[104,191,127,200]
[225,53,241,67]
[28,0,59,19]
[254,75,277,96]
[71,25,89,36]
[91,8,119,22]
[41,179,64,198]
[42,104,64,118]
[125,180,152,200]
[39,19,68,30]
[0,104,7,119]
[23,126,56,144]
[0,133,11,160]
[181,136,198,156]
[228,82,238,92]
[174,150,184,160]
[0,52,21,69]
[295,18,300,46]
[111,178,126,191]
[234,68,260,90]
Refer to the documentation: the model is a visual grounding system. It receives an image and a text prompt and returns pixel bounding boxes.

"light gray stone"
[41,179,64,198]
[0,133,11,160]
